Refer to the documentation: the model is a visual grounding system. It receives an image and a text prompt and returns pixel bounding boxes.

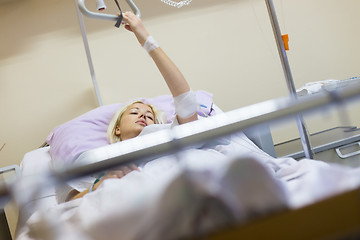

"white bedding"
[15,131,360,240]
[16,147,58,228]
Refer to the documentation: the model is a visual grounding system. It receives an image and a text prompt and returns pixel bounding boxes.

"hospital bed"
[1,82,360,239]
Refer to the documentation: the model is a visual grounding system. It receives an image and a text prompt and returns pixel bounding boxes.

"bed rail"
[0,165,20,207]
[2,82,360,202]
[0,165,20,177]
[1,82,360,200]
[58,83,360,180]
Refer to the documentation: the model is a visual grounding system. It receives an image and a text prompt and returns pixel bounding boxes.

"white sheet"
[19,152,288,239]
[16,147,58,229]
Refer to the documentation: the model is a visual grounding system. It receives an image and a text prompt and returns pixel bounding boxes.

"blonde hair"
[107,101,167,143]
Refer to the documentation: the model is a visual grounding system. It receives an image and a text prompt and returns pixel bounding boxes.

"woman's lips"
[136,120,147,126]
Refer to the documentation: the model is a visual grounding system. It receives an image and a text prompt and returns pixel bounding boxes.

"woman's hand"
[91,164,139,191]
[102,164,139,180]
[122,11,149,46]
[70,164,139,200]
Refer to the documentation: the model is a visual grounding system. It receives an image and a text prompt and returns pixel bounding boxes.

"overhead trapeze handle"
[77,0,141,21]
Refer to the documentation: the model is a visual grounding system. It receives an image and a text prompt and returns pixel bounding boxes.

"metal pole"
[75,0,103,106]
[265,0,313,159]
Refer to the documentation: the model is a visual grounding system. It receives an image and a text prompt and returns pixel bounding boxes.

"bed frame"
[0,165,20,240]
[192,186,360,240]
[0,210,12,240]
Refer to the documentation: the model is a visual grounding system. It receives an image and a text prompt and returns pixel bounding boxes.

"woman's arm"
[71,164,139,200]
[122,12,197,124]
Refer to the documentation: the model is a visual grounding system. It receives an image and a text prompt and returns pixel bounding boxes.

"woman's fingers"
[124,24,133,32]
[129,164,140,171]
[120,12,132,32]
[119,164,139,174]
[121,11,149,45]
[104,164,139,179]
[120,166,132,175]
[122,12,136,25]
[103,171,125,179]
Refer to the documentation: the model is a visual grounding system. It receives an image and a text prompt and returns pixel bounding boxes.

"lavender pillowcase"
[46,90,215,165]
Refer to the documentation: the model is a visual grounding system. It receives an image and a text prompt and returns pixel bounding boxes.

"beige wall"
[1,0,360,166]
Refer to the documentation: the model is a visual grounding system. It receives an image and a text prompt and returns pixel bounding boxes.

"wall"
[1,0,360,236]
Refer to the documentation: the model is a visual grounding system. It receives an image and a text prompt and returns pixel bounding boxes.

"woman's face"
[115,103,155,141]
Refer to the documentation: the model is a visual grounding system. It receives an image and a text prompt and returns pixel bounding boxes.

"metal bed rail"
[55,84,360,182]
[0,166,20,178]
[1,82,360,200]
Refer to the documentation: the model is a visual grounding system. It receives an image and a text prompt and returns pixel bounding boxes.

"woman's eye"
[130,112,138,115]
[147,116,153,121]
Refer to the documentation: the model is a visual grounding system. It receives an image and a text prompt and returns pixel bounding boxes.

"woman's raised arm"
[122,12,198,124]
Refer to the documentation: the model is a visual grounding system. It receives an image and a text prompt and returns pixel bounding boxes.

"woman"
[71,11,198,199]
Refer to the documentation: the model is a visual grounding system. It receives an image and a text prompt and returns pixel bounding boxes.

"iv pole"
[265,0,313,159]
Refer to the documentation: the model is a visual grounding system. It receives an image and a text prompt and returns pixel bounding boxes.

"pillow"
[46,90,215,166]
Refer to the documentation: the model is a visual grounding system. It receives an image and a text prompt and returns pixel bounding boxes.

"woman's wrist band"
[89,172,106,192]
[142,36,159,54]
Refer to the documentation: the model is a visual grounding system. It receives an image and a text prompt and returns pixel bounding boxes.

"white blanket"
[16,132,360,240]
